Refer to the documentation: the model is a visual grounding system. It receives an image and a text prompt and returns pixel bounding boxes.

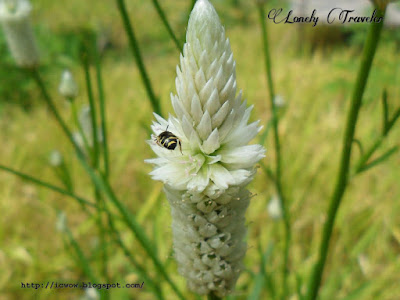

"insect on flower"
[155,125,183,154]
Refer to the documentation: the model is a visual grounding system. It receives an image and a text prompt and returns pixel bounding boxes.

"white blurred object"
[0,0,39,67]
[268,195,283,220]
[59,70,79,99]
[357,253,371,276]
[49,150,63,167]
[273,95,286,108]
[56,211,67,233]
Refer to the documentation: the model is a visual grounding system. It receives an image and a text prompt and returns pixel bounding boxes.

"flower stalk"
[305,6,387,300]
[115,0,162,116]
[147,0,265,297]
[257,3,291,299]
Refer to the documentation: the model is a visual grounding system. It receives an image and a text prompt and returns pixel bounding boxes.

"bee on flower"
[146,0,265,296]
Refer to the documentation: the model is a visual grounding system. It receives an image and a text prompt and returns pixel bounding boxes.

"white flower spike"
[146,0,265,296]
[0,0,39,68]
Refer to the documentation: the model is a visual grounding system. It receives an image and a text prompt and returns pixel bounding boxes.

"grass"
[1,0,399,299]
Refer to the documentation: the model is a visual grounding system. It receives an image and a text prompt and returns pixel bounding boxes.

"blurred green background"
[0,0,399,299]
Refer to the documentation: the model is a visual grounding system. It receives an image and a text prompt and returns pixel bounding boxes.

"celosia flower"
[0,0,39,68]
[146,0,265,296]
[59,70,79,100]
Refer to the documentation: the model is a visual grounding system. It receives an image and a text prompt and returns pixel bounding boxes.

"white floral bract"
[0,0,39,68]
[146,0,265,296]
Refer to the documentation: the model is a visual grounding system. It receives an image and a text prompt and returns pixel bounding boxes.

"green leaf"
[0,164,95,209]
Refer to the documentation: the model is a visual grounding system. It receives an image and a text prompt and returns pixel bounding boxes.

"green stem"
[94,47,110,178]
[94,190,109,285]
[65,227,108,299]
[305,7,386,300]
[354,93,400,174]
[30,69,184,300]
[105,208,165,299]
[98,177,185,300]
[59,161,74,193]
[386,107,400,134]
[83,55,100,169]
[116,0,162,116]
[258,5,291,299]
[66,228,96,282]
[0,164,95,209]
[151,0,182,51]
[354,137,382,174]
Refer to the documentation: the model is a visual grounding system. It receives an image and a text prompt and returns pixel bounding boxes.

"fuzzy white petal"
[220,145,266,169]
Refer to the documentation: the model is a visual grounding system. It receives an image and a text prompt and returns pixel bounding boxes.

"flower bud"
[273,94,285,108]
[59,70,79,99]
[0,0,39,68]
[267,195,282,220]
[49,150,63,167]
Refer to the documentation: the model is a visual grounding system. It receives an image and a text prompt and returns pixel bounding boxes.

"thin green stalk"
[387,107,400,132]
[0,164,95,209]
[305,7,386,300]
[105,208,165,300]
[258,5,291,299]
[381,89,388,134]
[354,138,382,174]
[83,55,100,169]
[30,69,184,300]
[98,177,185,300]
[66,227,108,300]
[354,93,400,174]
[66,227,97,283]
[93,48,111,284]
[116,0,162,116]
[94,190,109,285]
[59,161,74,193]
[151,0,182,51]
[94,47,110,178]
